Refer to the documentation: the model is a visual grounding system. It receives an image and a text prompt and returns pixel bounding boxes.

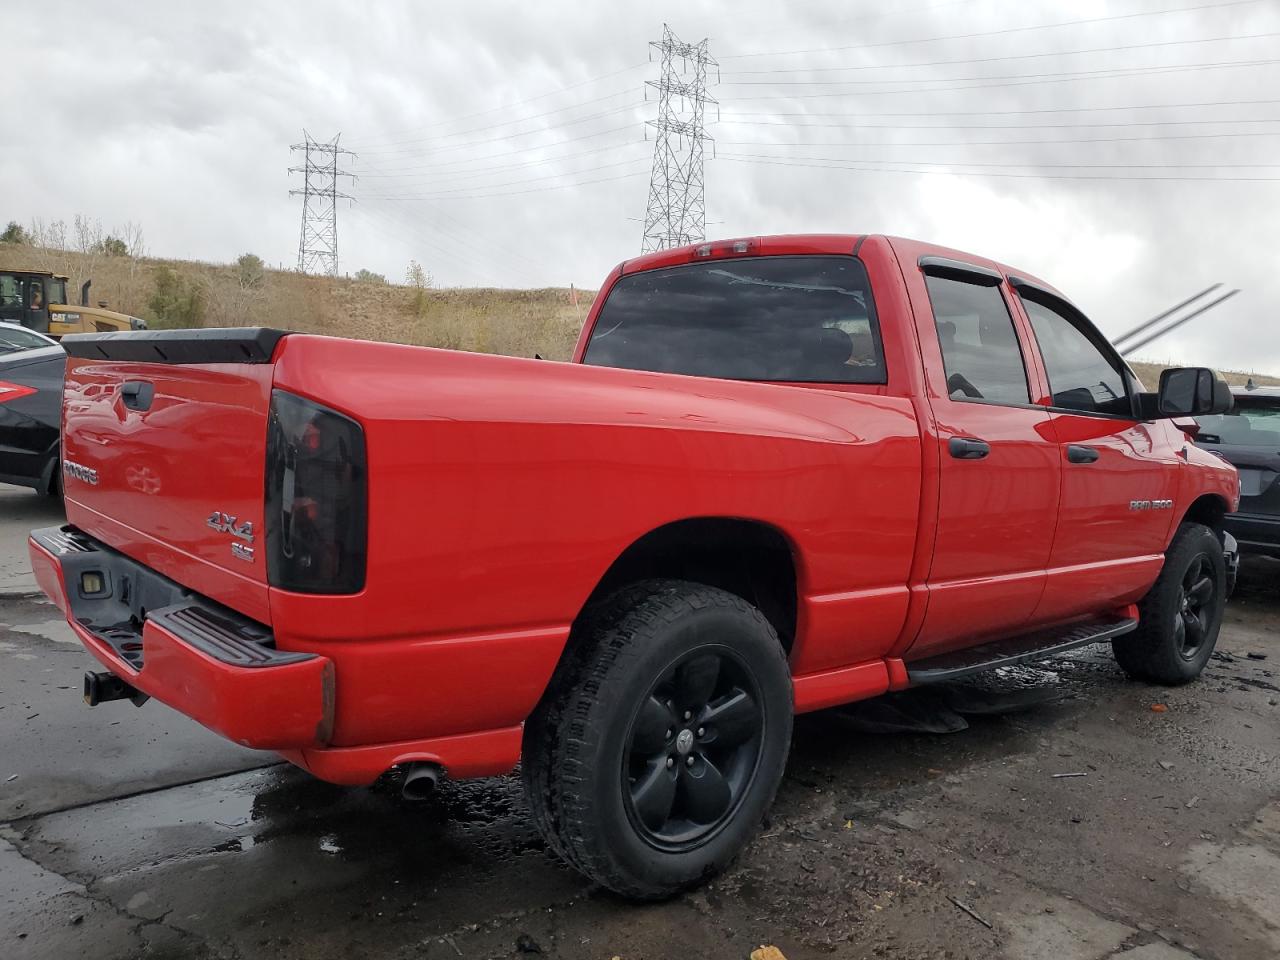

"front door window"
[1020,294,1131,417]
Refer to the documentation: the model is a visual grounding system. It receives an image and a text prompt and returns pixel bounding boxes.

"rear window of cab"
[583,255,886,384]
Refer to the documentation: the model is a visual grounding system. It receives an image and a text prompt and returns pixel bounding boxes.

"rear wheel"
[522,580,792,900]
[1113,522,1225,684]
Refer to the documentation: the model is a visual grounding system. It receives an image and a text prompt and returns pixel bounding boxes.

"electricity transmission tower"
[641,25,718,254]
[289,131,356,276]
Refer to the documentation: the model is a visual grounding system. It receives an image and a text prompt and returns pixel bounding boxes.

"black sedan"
[0,338,63,495]
[1194,382,1280,560]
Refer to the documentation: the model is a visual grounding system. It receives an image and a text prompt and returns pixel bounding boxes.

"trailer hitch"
[83,671,149,708]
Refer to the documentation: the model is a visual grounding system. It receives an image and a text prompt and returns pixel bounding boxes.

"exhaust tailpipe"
[401,762,443,800]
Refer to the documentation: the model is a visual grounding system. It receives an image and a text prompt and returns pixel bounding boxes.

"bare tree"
[27,218,72,278]
[121,221,146,279]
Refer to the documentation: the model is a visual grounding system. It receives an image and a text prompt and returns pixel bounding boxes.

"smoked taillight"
[264,390,367,594]
[0,380,38,403]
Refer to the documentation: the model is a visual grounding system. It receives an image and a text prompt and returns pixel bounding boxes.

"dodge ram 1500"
[29,234,1238,898]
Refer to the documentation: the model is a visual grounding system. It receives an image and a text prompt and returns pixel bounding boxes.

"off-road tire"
[521,579,792,900]
[1112,522,1226,684]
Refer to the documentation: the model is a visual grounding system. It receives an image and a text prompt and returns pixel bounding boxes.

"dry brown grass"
[1128,361,1279,389]
[3,241,1274,383]
[0,242,593,361]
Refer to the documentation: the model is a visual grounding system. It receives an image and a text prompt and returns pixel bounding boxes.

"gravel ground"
[1,484,1277,960]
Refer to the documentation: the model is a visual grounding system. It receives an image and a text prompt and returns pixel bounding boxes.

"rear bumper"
[28,525,528,784]
[29,526,333,751]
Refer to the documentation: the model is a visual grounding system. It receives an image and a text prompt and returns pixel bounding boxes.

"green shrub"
[236,253,265,289]
[146,266,204,328]
[1,221,31,244]
[96,235,128,257]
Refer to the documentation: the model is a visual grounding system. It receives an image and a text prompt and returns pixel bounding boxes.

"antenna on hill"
[289,131,357,276]
[641,25,718,254]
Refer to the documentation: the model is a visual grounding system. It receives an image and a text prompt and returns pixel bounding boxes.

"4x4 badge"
[206,511,255,543]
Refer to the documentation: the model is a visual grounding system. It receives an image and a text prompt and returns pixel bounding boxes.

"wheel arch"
[1179,493,1229,540]
[578,516,801,653]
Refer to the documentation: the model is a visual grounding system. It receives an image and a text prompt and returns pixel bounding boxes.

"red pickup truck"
[30,234,1237,899]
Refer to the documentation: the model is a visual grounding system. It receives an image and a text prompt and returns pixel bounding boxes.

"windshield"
[1196,397,1280,447]
[583,255,886,383]
[0,323,54,354]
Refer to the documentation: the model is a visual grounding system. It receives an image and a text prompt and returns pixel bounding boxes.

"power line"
[355,195,547,287]
[719,130,1280,148]
[1115,285,1224,347]
[716,153,1280,183]
[347,87,642,151]
[719,97,1280,118]
[721,31,1280,76]
[720,0,1266,59]
[717,150,1280,170]
[1120,289,1241,355]
[642,24,718,254]
[350,203,503,287]
[726,57,1280,100]
[351,124,640,174]
[355,101,643,157]
[417,201,552,277]
[716,117,1280,131]
[364,169,648,203]
[354,152,560,282]
[720,55,1280,87]
[356,139,646,184]
[345,62,649,144]
[360,156,650,200]
[289,131,357,276]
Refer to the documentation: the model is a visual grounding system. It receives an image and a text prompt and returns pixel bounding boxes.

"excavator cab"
[0,270,66,334]
[0,268,144,337]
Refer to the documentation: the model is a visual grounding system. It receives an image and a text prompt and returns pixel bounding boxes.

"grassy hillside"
[1129,361,1278,389]
[0,242,592,361]
[3,241,1275,385]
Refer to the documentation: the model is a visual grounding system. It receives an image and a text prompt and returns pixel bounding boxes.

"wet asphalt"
[1,484,1278,960]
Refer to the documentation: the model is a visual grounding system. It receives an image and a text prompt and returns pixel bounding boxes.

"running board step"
[906,615,1138,685]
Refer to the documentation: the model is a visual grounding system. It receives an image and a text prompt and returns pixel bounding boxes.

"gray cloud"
[5,0,1278,372]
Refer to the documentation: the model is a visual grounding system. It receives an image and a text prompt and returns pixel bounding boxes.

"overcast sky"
[8,0,1279,372]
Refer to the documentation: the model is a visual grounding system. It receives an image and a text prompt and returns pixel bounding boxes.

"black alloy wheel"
[521,579,793,899]
[623,648,764,849]
[1113,521,1226,685]
[1175,552,1216,660]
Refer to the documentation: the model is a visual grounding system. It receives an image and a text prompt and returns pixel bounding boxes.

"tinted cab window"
[924,275,1029,405]
[1020,295,1131,416]
[583,256,885,383]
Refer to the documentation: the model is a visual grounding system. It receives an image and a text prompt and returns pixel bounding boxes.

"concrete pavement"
[1,482,1277,959]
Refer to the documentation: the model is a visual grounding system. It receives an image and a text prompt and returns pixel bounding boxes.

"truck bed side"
[269,335,922,743]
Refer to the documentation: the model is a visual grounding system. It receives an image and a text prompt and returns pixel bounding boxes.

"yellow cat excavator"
[0,268,145,337]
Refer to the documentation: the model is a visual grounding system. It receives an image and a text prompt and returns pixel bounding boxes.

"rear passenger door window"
[1019,294,1132,417]
[923,274,1030,405]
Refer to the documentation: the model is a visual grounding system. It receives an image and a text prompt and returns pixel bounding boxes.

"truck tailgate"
[59,330,285,623]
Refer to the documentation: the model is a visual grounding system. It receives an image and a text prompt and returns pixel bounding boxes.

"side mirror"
[1157,367,1232,417]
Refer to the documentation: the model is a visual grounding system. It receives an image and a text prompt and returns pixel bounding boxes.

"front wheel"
[522,580,793,900]
[1112,522,1226,684]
